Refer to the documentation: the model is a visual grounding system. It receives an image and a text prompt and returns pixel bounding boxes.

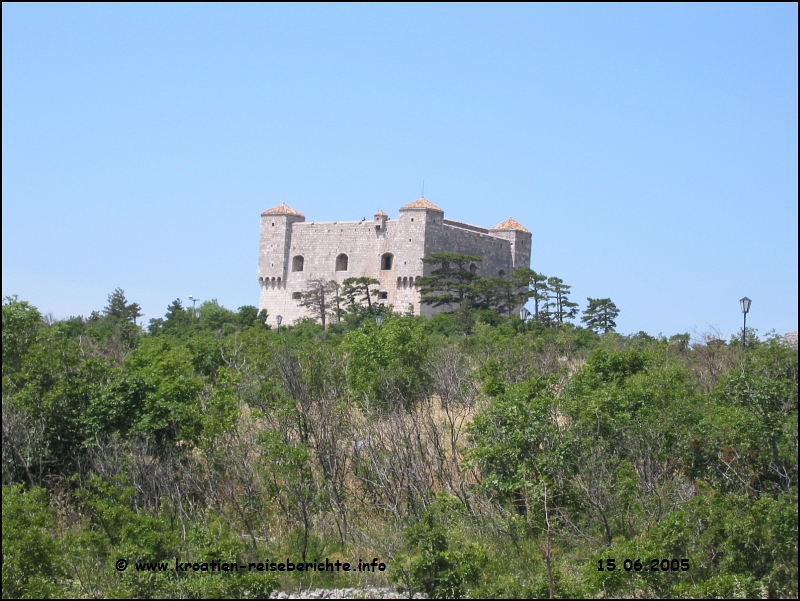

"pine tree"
[103,288,142,324]
[581,298,619,333]
[342,277,380,314]
[547,277,578,324]
[512,269,549,321]
[417,252,482,309]
[298,278,337,328]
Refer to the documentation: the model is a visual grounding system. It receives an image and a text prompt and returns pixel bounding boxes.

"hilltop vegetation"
[2,290,797,599]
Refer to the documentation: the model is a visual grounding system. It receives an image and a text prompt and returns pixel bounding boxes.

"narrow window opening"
[381,253,393,270]
[335,253,349,271]
[292,292,302,299]
[378,291,388,300]
[498,269,506,277]
[292,255,304,272]
[469,263,478,275]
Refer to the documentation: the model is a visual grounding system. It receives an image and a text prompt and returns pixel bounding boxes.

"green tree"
[392,493,485,599]
[418,253,482,309]
[236,305,260,327]
[298,278,337,329]
[472,277,520,317]
[197,299,238,333]
[546,277,578,324]
[342,277,380,312]
[581,297,619,333]
[2,485,65,598]
[341,316,430,406]
[149,298,192,335]
[2,295,43,379]
[512,269,549,321]
[102,288,142,324]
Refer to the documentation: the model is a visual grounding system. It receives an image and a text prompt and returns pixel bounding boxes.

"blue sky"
[3,3,797,337]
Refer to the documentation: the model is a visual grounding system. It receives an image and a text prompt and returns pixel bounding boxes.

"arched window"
[403,277,408,288]
[441,261,451,270]
[336,253,349,271]
[381,253,393,270]
[498,269,506,277]
[397,277,402,288]
[469,263,478,275]
[292,255,304,272]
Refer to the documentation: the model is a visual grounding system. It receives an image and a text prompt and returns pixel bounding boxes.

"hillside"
[3,293,797,599]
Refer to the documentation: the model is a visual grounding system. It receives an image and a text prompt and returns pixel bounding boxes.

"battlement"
[257,199,531,326]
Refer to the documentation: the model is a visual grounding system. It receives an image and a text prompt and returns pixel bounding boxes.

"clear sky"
[3,3,797,338]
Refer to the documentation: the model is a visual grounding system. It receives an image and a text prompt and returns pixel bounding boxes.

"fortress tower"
[257,198,531,326]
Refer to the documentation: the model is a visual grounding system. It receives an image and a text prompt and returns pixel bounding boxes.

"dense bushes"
[2,294,797,598]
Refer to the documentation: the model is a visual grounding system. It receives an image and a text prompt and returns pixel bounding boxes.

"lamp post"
[188,295,200,319]
[376,314,384,326]
[739,297,751,349]
[276,314,282,332]
[519,307,530,331]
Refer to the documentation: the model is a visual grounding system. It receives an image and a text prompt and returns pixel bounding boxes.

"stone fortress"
[258,198,531,326]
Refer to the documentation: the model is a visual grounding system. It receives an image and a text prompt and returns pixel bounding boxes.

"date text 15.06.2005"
[598,558,689,572]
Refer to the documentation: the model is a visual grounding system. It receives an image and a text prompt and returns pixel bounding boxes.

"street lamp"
[739,297,751,348]
[276,315,282,332]
[376,314,384,326]
[188,295,200,319]
[519,307,531,322]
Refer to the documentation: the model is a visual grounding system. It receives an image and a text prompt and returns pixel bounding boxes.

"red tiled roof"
[399,198,444,212]
[374,209,388,217]
[491,217,530,233]
[262,203,304,217]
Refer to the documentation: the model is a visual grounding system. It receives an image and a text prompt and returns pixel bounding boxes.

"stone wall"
[257,202,530,326]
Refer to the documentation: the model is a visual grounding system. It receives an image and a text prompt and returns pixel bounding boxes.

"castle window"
[335,253,349,271]
[378,291,388,300]
[441,261,450,270]
[402,277,408,288]
[397,277,402,288]
[292,255,304,272]
[292,292,302,299]
[469,263,478,275]
[498,269,506,277]
[381,253,393,270]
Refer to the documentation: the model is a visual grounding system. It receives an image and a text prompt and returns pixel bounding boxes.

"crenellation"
[257,198,531,325]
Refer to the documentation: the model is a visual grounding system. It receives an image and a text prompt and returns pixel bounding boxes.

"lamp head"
[740,297,752,314]
[276,315,283,325]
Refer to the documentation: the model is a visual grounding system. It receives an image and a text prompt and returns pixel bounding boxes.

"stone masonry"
[258,198,531,326]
